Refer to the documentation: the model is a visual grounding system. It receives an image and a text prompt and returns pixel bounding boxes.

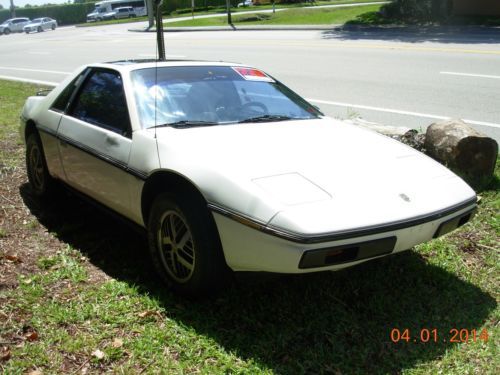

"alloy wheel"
[157,210,195,283]
[28,142,45,191]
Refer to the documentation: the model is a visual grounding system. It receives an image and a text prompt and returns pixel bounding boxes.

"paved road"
[0,23,499,143]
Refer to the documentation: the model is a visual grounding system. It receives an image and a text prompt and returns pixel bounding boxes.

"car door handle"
[105,135,119,146]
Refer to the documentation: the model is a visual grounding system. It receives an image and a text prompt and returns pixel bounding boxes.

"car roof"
[94,60,247,73]
[5,17,29,22]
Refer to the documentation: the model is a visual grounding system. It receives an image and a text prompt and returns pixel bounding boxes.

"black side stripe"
[38,127,148,181]
[209,198,477,244]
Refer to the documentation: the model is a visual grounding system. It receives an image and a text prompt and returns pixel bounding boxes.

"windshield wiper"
[238,115,293,124]
[153,120,220,129]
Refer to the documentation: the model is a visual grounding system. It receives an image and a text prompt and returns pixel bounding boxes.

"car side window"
[51,71,87,113]
[69,70,131,137]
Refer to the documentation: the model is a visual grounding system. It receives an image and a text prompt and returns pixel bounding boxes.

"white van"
[86,0,146,22]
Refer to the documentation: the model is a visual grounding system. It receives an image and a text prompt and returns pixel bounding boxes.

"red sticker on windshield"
[232,67,274,82]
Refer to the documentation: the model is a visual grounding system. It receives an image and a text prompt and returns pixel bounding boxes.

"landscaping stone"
[424,119,498,186]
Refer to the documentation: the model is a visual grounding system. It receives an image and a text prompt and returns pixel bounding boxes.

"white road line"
[308,98,500,129]
[0,75,57,86]
[0,66,71,75]
[440,71,500,80]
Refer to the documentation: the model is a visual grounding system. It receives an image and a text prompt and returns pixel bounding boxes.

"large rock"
[425,119,498,186]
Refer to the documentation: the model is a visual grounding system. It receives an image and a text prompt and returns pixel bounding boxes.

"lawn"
[165,4,382,27]
[0,79,499,373]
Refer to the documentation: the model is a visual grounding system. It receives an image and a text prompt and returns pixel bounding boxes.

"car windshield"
[131,66,321,129]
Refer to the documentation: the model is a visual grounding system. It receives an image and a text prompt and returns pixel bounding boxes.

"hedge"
[382,0,453,21]
[0,3,97,26]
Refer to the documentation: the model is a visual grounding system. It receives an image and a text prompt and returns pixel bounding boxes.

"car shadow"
[20,184,496,374]
[321,25,500,45]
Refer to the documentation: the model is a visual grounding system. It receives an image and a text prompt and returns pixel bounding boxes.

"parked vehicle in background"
[24,18,58,33]
[86,0,146,22]
[237,0,253,7]
[103,6,137,20]
[0,18,30,35]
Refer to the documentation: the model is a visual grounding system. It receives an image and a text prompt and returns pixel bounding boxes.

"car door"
[12,19,22,32]
[57,68,133,216]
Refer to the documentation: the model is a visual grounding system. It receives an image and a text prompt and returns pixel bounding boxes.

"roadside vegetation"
[77,0,381,27]
[349,0,500,25]
[165,4,382,26]
[1,79,499,373]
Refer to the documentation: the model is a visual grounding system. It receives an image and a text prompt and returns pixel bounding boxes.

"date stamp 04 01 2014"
[390,328,490,344]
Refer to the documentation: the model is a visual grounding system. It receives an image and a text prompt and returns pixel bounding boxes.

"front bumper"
[211,200,476,273]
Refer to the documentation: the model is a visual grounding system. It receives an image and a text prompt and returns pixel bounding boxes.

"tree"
[10,0,16,18]
[0,4,3,10]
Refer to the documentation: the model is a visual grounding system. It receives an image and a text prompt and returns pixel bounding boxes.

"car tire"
[51,24,56,30]
[26,133,55,197]
[4,28,10,35]
[25,30,29,34]
[147,192,229,297]
[37,26,42,32]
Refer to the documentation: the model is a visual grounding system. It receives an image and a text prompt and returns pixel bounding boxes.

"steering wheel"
[241,101,269,115]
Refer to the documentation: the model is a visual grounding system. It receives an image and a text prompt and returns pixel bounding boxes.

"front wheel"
[4,28,10,35]
[37,26,42,32]
[147,193,229,297]
[51,24,56,30]
[26,133,55,197]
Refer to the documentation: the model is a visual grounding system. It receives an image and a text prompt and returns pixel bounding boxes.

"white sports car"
[20,60,477,296]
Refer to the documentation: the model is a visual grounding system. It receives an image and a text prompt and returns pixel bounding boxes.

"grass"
[0,79,499,373]
[166,4,382,26]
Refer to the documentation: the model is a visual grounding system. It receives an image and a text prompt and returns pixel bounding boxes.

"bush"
[0,3,96,26]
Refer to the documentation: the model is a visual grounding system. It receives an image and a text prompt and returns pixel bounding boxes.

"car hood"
[153,118,476,234]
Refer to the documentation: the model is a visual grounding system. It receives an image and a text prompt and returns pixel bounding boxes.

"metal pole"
[226,0,232,24]
[155,0,165,60]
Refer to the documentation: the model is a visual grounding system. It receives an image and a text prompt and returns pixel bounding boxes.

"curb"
[129,25,341,32]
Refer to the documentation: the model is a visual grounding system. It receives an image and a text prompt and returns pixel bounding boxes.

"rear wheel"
[51,24,56,30]
[37,26,42,32]
[26,133,55,197]
[147,192,229,297]
[4,28,10,35]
